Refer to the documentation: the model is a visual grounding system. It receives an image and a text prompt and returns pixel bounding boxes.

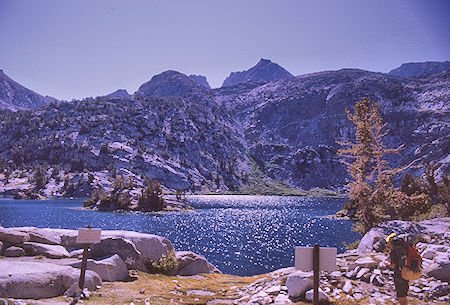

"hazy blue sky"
[1,0,449,100]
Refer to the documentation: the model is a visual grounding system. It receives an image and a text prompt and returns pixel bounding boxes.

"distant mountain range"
[0,60,448,196]
[388,61,450,78]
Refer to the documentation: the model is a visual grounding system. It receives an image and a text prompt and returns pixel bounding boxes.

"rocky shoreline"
[0,218,449,304]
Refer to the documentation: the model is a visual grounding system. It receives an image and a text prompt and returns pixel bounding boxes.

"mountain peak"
[0,70,56,111]
[222,59,293,87]
[135,70,208,97]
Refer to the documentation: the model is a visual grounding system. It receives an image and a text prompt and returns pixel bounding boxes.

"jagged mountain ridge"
[0,70,57,111]
[222,58,293,87]
[388,61,450,78]
[0,61,448,195]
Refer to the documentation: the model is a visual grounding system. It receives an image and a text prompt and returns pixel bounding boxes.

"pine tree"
[337,98,427,234]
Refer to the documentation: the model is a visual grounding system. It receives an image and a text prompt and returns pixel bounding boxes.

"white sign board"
[76,228,101,244]
[295,246,337,272]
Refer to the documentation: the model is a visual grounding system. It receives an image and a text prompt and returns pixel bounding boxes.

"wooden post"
[313,244,320,305]
[78,244,89,290]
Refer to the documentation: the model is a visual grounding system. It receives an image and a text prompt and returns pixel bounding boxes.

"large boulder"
[3,246,24,257]
[23,242,70,258]
[101,230,174,262]
[424,252,450,282]
[71,254,128,282]
[0,227,30,244]
[0,260,101,299]
[28,229,62,245]
[172,251,221,276]
[286,270,313,298]
[90,237,146,271]
[357,218,450,254]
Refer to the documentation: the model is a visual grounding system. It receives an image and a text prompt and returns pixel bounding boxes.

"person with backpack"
[386,233,422,305]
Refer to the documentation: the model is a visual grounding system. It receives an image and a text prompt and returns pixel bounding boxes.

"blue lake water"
[0,195,360,276]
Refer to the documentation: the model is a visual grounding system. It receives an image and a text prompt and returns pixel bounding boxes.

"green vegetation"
[84,175,167,212]
[145,250,178,275]
[138,178,166,211]
[235,157,341,197]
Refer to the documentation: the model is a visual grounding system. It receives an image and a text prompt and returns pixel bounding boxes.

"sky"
[0,0,449,100]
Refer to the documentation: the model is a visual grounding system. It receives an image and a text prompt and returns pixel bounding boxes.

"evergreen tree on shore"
[338,98,428,234]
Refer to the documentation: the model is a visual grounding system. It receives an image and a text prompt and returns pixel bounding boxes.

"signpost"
[295,245,337,305]
[76,227,101,290]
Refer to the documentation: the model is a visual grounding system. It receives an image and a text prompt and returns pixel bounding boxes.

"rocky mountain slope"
[0,70,57,111]
[388,61,450,78]
[220,68,449,189]
[222,58,293,87]
[0,60,448,196]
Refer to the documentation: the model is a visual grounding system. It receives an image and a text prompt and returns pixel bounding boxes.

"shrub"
[145,251,178,275]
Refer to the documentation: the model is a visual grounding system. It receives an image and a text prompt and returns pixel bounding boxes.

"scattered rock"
[186,290,216,296]
[285,270,313,298]
[248,290,272,304]
[23,242,70,258]
[266,285,281,295]
[305,288,330,302]
[342,280,353,293]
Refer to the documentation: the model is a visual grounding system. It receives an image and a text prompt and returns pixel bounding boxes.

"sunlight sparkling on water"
[0,196,359,275]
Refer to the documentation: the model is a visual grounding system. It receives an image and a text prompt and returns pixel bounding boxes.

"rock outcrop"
[71,254,129,282]
[0,260,102,299]
[222,58,293,87]
[172,251,221,276]
[388,61,450,78]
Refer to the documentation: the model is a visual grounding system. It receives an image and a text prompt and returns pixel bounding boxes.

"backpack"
[401,244,422,280]
[391,235,422,280]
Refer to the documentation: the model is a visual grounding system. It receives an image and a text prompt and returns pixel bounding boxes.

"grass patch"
[84,272,264,305]
[234,157,342,197]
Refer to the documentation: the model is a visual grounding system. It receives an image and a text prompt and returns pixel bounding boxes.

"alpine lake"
[0,195,360,276]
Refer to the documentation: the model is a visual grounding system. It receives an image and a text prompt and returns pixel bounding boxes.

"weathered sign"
[76,228,101,244]
[295,246,337,272]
